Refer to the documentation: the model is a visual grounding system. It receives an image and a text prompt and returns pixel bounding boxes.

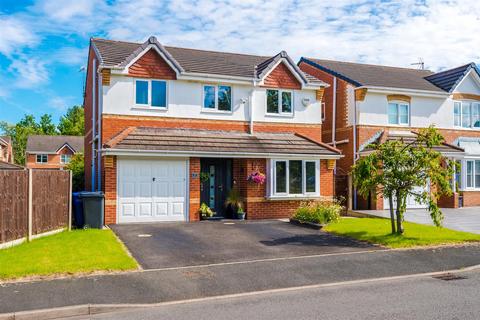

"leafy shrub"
[199,202,214,219]
[292,200,342,224]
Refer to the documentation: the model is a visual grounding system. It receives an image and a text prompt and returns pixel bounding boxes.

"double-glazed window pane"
[305,161,316,193]
[60,154,71,164]
[399,104,409,124]
[289,160,303,194]
[281,92,292,113]
[275,161,287,193]
[467,161,474,188]
[204,86,216,109]
[475,161,480,188]
[267,90,279,113]
[462,102,471,128]
[473,103,480,128]
[388,103,398,124]
[218,86,232,111]
[454,102,461,126]
[151,81,167,107]
[36,154,47,163]
[135,80,149,104]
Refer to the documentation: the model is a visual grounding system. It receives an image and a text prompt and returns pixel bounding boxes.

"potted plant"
[199,202,214,220]
[225,188,243,218]
[247,170,266,184]
[237,204,246,220]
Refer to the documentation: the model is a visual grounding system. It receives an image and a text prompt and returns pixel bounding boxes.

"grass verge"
[324,217,480,248]
[0,229,138,280]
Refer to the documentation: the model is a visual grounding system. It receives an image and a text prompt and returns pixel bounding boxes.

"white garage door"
[384,185,429,210]
[118,159,187,223]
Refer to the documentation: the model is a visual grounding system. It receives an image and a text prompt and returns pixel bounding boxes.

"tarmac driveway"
[110,220,379,269]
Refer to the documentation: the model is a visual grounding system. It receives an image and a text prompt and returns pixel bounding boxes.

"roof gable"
[424,63,479,93]
[26,135,84,154]
[261,60,302,90]
[128,48,177,79]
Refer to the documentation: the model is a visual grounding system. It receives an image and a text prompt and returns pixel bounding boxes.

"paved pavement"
[75,269,480,320]
[356,207,480,233]
[1,244,480,314]
[110,220,377,269]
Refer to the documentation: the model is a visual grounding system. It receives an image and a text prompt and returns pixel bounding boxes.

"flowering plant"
[247,171,266,184]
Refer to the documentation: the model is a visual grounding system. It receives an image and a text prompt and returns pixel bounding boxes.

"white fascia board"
[258,59,306,89]
[361,86,449,98]
[177,73,253,85]
[27,151,58,155]
[102,148,342,160]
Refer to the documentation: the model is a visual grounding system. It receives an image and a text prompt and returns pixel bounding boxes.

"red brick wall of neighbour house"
[261,62,302,90]
[103,155,117,225]
[189,157,201,221]
[84,45,99,191]
[231,158,335,220]
[128,49,177,80]
[26,148,75,169]
[462,192,480,207]
[101,115,323,144]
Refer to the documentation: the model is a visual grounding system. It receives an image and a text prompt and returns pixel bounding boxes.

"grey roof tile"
[26,135,84,153]
[424,63,478,92]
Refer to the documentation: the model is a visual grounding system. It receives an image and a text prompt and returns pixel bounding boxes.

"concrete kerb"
[2,264,480,320]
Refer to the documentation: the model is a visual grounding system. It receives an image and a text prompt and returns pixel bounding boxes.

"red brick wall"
[128,49,176,80]
[103,155,117,225]
[102,114,323,143]
[462,191,480,207]
[262,62,301,90]
[26,148,75,169]
[189,157,201,221]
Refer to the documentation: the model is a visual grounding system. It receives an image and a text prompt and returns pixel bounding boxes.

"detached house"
[299,58,480,210]
[84,36,341,224]
[26,135,84,169]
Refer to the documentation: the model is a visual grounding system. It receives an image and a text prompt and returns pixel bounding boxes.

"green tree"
[58,106,84,136]
[0,114,57,165]
[352,127,454,234]
[66,153,84,191]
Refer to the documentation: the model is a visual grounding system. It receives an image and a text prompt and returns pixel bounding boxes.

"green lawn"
[324,217,480,248]
[0,229,138,280]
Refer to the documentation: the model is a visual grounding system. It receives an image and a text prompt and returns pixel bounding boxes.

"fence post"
[27,169,33,241]
[68,170,72,231]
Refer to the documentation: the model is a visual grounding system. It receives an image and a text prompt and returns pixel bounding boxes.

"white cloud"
[48,96,72,111]
[37,0,100,21]
[9,58,49,88]
[0,16,37,56]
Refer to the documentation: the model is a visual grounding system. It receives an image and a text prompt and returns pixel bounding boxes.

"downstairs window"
[271,160,319,197]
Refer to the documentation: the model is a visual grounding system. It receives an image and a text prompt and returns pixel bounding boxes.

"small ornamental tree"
[352,127,454,234]
[66,153,85,192]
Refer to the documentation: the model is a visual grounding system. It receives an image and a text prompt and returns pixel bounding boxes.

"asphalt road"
[73,269,480,320]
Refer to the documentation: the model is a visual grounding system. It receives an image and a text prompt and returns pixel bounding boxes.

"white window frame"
[134,79,168,109]
[269,159,320,198]
[464,159,480,190]
[454,100,480,129]
[265,89,294,116]
[36,154,48,164]
[201,84,233,113]
[60,154,71,164]
[387,101,410,126]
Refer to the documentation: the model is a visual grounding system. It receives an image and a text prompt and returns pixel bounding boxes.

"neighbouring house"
[299,58,480,210]
[26,135,84,169]
[0,136,13,163]
[84,36,341,224]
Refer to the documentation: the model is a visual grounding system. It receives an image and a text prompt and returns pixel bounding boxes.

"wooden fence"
[0,169,71,246]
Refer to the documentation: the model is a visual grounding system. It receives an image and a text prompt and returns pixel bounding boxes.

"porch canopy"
[103,127,341,159]
[455,137,480,156]
[359,130,464,158]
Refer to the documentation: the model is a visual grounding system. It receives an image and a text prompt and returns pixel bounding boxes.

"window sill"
[453,126,480,130]
[201,109,233,115]
[265,113,294,118]
[387,123,410,127]
[132,106,168,111]
[266,195,321,201]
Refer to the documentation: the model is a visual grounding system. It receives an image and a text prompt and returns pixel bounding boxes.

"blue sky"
[1,0,479,125]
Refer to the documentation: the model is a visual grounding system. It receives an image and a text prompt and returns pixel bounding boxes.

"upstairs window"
[267,89,293,115]
[203,85,232,111]
[388,102,409,125]
[36,154,48,163]
[454,101,480,128]
[60,154,71,164]
[135,79,167,108]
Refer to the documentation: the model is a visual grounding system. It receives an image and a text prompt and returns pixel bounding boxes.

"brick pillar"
[103,155,117,224]
[320,159,334,198]
[189,157,201,221]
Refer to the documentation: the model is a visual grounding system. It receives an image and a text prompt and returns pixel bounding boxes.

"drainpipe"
[97,68,103,191]
[353,95,359,210]
[91,58,96,191]
[249,88,255,134]
[331,77,337,148]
